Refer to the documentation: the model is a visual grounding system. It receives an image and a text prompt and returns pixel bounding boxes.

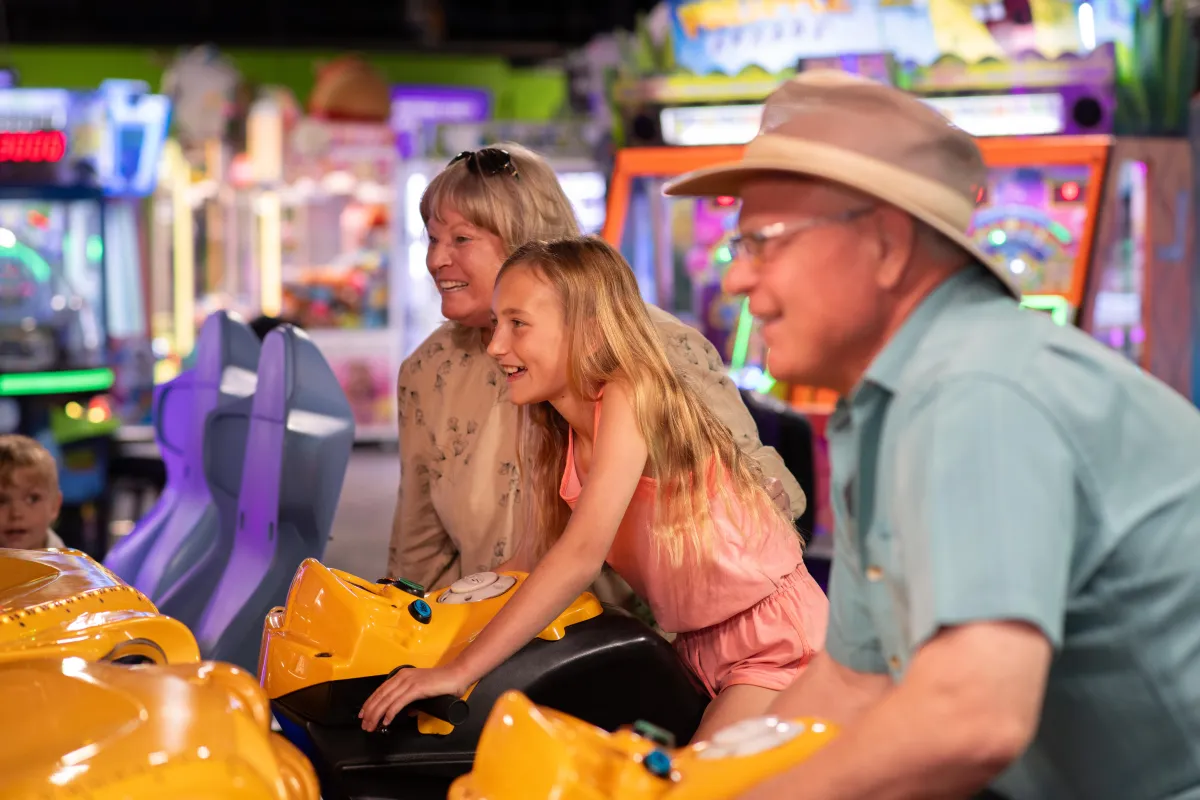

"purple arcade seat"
[103,369,195,580]
[108,312,261,629]
[193,324,355,672]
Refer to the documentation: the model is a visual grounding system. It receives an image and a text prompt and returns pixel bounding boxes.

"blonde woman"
[365,237,827,740]
[390,144,805,609]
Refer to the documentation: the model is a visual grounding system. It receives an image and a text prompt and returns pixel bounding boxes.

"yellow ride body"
[0,657,318,799]
[0,548,200,665]
[258,560,602,733]
[450,691,839,800]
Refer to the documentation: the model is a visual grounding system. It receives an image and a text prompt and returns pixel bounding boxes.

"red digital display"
[0,130,67,163]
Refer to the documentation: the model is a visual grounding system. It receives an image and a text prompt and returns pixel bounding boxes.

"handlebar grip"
[410,694,470,726]
[384,665,470,726]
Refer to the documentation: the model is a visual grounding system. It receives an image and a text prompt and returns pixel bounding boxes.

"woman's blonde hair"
[499,237,791,567]
[419,142,581,254]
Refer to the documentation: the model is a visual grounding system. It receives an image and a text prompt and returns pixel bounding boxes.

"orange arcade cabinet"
[908,63,1197,402]
[607,0,1195,545]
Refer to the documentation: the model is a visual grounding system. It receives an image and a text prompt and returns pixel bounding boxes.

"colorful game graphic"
[0,201,106,374]
[969,164,1091,307]
[667,0,1133,76]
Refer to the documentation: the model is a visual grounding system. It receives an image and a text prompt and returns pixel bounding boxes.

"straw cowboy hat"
[664,70,1020,298]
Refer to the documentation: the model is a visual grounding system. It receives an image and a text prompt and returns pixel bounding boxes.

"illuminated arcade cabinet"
[893,41,1198,402]
[0,79,170,555]
[606,92,790,400]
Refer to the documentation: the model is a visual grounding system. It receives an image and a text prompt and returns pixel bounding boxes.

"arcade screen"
[618,176,776,394]
[0,199,106,374]
[969,164,1092,301]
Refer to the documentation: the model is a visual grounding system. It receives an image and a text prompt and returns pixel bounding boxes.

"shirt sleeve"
[658,322,808,518]
[387,358,458,588]
[891,377,1076,649]
[825,527,891,674]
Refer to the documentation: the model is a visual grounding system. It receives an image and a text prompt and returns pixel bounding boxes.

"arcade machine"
[275,117,398,442]
[0,79,170,557]
[601,15,826,549]
[607,73,787,400]
[215,72,401,443]
[396,119,608,368]
[907,40,1198,402]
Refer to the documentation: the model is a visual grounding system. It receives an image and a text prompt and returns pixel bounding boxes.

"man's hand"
[764,476,791,517]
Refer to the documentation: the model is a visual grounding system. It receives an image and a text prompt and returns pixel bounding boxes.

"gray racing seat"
[104,369,194,581]
[193,324,354,671]
[133,312,260,627]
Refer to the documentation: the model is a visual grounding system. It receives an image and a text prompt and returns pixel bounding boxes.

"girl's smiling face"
[425,204,510,329]
[487,265,571,406]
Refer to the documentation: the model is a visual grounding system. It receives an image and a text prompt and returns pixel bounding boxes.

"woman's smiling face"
[425,204,510,328]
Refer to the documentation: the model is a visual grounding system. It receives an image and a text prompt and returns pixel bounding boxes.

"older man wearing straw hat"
[666,71,1200,799]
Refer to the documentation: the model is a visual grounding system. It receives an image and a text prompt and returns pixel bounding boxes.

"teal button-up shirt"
[826,266,1200,799]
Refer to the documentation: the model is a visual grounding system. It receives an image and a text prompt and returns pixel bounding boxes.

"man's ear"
[872,206,918,291]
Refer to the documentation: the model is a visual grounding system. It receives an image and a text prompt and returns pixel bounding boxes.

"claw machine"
[0,79,170,556]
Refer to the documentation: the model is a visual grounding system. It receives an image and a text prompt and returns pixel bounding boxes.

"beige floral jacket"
[388,304,805,603]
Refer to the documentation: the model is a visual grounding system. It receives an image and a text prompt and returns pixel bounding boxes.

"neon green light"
[0,368,115,397]
[729,298,777,392]
[1048,221,1073,244]
[0,241,51,282]
[987,229,1007,246]
[715,245,732,264]
[730,297,754,371]
[86,234,103,263]
[1021,294,1073,327]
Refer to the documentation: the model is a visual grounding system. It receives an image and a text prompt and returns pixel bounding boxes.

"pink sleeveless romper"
[559,395,829,697]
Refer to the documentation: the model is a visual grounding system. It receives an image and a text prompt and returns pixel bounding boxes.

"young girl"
[360,236,828,741]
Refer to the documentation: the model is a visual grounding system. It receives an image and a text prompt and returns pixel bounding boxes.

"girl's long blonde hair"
[500,237,791,567]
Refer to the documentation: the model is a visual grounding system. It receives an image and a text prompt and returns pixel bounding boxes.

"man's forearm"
[744,680,1016,800]
[768,653,891,728]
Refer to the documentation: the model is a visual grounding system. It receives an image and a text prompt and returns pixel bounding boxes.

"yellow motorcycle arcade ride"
[451,690,839,800]
[0,547,199,665]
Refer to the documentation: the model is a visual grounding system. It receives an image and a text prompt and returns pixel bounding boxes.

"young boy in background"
[0,434,64,549]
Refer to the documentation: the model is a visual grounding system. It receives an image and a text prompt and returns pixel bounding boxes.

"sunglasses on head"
[449,148,520,180]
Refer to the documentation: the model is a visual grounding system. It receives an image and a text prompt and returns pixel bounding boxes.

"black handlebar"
[382,666,470,727]
[410,693,470,726]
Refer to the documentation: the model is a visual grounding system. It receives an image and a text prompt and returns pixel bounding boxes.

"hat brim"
[664,159,1021,300]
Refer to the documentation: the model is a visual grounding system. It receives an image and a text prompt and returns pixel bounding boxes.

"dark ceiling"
[0,0,659,58]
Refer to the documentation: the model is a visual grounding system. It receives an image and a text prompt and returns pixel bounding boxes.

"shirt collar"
[860,265,1007,395]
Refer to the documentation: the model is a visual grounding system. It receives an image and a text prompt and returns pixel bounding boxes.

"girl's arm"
[451,383,648,684]
[360,385,648,730]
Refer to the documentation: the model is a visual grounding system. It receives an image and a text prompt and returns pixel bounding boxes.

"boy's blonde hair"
[498,237,791,567]
[0,434,59,493]
[419,142,581,255]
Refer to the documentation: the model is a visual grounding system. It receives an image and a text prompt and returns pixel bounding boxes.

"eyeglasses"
[449,148,520,180]
[728,207,874,261]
